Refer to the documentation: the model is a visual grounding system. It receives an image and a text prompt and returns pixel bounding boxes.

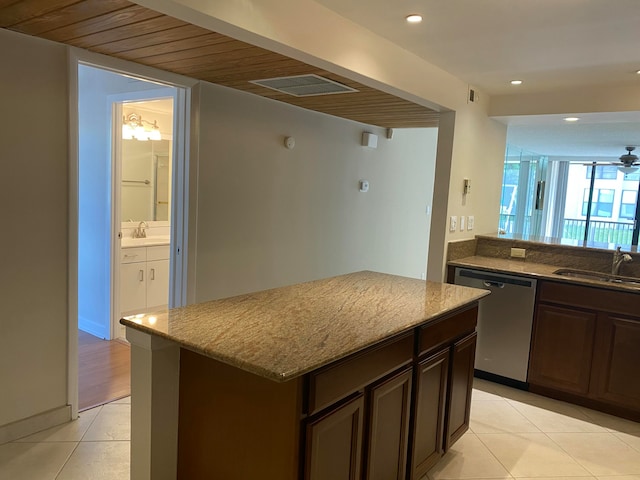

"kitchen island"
[121,271,489,480]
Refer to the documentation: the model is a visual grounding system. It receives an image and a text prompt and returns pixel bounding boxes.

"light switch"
[459,216,465,231]
[467,215,475,230]
[449,216,457,232]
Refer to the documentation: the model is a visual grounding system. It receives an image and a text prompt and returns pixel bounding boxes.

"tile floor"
[1,380,639,479]
[0,397,130,480]
[428,379,640,480]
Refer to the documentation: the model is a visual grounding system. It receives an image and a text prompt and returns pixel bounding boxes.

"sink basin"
[553,268,640,287]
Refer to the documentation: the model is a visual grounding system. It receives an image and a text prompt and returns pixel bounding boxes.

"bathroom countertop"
[121,236,170,248]
[120,271,488,382]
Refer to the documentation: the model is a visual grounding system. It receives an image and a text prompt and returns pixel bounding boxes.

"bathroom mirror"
[121,139,171,222]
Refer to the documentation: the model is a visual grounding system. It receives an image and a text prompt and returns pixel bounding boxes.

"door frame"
[68,47,197,418]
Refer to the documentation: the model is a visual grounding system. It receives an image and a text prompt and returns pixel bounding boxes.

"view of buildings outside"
[499,146,639,246]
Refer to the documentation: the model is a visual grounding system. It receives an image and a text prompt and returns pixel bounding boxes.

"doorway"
[75,62,189,410]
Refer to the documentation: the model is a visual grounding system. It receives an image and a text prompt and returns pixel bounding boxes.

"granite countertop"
[449,256,640,293]
[120,271,489,382]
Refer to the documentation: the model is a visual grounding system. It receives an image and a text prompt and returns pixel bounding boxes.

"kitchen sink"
[553,268,640,287]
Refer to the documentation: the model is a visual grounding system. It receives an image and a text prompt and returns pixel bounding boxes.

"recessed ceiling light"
[636,70,640,74]
[406,14,423,23]
[564,117,580,122]
[510,80,523,85]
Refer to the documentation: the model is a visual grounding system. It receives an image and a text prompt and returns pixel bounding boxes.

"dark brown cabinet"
[592,313,640,410]
[445,332,477,450]
[528,280,640,421]
[411,349,449,479]
[529,303,596,395]
[305,394,365,480]
[365,368,413,480]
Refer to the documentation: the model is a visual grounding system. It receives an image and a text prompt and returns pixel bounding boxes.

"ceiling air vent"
[250,74,358,97]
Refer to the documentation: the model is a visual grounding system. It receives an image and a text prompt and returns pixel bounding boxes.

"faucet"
[133,221,148,238]
[612,246,633,275]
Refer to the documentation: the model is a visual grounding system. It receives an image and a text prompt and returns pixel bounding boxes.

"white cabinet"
[120,245,170,315]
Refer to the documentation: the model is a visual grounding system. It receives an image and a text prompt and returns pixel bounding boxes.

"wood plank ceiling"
[0,0,440,128]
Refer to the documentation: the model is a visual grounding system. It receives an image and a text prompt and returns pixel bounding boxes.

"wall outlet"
[449,216,457,232]
[511,247,526,258]
[467,215,474,230]
[459,216,465,231]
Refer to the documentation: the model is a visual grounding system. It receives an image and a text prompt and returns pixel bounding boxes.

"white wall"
[194,82,437,301]
[0,30,69,427]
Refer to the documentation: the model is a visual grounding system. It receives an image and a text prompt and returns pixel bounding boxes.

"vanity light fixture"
[122,112,162,141]
[510,80,523,85]
[406,14,423,23]
[564,117,580,122]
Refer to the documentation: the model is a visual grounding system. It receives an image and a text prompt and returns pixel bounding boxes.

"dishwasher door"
[454,268,537,383]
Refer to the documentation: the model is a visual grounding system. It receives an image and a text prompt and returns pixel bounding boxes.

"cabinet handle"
[150,268,155,280]
[124,254,138,258]
[139,270,144,281]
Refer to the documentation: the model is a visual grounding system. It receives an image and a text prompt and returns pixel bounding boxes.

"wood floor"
[78,330,131,411]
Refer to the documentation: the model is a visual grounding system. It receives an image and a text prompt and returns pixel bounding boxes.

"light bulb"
[122,124,133,140]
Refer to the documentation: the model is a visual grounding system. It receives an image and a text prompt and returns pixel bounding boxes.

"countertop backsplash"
[448,235,640,278]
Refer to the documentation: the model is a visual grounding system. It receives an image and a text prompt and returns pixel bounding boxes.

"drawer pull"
[150,268,155,280]
[139,270,144,281]
[124,254,138,258]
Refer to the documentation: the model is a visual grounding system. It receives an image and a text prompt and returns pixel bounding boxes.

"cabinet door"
[528,303,596,395]
[120,262,146,313]
[445,332,476,451]
[146,259,169,308]
[592,313,640,410]
[366,368,412,480]
[411,349,449,480]
[305,394,364,480]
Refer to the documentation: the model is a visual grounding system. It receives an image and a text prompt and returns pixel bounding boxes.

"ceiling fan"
[583,146,639,174]
[618,146,639,169]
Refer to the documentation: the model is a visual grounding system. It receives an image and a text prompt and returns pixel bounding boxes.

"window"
[582,188,614,218]
[500,150,640,247]
[586,165,618,179]
[624,170,640,181]
[620,190,637,219]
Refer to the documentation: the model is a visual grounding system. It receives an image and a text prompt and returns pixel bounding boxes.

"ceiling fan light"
[618,165,639,174]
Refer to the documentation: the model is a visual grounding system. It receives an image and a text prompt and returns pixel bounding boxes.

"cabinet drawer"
[147,245,170,261]
[538,281,639,317]
[419,305,477,357]
[121,247,146,264]
[307,333,413,415]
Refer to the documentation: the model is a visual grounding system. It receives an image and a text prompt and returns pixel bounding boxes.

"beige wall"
[134,0,510,282]
[193,83,438,301]
[0,30,69,426]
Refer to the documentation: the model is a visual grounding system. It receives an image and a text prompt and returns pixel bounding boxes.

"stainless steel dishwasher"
[454,267,537,385]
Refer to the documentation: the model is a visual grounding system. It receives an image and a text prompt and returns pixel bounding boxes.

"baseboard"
[79,315,107,339]
[474,369,529,391]
[0,405,71,444]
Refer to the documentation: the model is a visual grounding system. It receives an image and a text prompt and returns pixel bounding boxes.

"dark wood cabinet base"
[528,383,640,423]
[176,305,479,479]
